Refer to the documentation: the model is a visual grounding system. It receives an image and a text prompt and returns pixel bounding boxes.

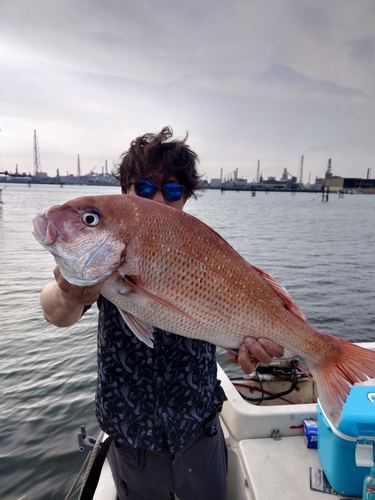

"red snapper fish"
[33,194,375,426]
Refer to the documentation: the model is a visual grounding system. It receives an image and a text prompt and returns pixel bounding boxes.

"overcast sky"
[1,0,374,183]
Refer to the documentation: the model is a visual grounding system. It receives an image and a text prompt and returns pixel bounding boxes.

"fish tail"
[311,339,375,426]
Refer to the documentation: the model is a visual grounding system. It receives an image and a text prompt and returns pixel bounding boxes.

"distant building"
[210,178,222,188]
[308,182,323,192]
[222,178,248,189]
[324,176,375,194]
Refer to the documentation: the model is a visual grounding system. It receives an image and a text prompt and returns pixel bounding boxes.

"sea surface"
[0,184,374,499]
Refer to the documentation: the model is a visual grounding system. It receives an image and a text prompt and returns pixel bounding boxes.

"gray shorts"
[108,413,228,500]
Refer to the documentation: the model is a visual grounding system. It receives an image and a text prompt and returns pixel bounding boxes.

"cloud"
[1,0,375,183]
[261,63,364,98]
[346,37,375,61]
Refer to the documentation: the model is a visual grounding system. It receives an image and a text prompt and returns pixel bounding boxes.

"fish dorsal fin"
[252,265,307,322]
[118,309,155,348]
[121,275,208,332]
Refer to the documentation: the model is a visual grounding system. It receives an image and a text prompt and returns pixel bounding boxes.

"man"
[40,127,283,500]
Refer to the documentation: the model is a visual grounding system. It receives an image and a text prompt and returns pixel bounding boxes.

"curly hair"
[113,126,203,199]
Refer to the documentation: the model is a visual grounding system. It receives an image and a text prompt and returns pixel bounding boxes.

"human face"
[125,171,187,210]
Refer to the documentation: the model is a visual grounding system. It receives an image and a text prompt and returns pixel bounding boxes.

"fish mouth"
[32,213,59,246]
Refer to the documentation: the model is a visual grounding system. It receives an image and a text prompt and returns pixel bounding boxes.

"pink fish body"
[33,194,375,425]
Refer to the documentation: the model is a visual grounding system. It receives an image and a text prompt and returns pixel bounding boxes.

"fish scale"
[33,193,375,427]
[131,207,278,335]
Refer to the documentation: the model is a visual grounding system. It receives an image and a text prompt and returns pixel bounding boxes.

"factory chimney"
[77,155,81,178]
[33,130,41,176]
[298,155,304,184]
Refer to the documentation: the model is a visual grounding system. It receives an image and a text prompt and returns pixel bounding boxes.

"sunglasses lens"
[162,183,184,201]
[134,180,184,201]
[134,180,157,198]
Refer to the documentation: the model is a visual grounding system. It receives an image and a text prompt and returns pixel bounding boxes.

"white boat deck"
[93,460,117,500]
[238,435,360,500]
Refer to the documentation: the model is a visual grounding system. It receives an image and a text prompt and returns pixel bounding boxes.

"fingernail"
[240,344,247,352]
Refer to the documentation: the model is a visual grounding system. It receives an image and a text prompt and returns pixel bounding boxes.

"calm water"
[0,184,374,499]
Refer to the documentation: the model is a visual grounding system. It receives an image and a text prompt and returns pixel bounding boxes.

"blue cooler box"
[317,386,375,496]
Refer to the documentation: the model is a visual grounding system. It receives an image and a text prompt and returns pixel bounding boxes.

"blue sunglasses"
[134,179,185,202]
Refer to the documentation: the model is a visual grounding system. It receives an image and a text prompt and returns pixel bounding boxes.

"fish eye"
[81,212,100,226]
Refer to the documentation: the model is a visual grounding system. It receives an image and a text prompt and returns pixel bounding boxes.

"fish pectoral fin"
[118,309,154,348]
[121,275,207,332]
[115,276,153,311]
[127,293,153,311]
[252,265,307,322]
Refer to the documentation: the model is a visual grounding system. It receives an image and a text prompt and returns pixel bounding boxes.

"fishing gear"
[231,359,312,405]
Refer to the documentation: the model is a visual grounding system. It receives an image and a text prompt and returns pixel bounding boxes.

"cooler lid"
[318,388,375,467]
[336,386,375,438]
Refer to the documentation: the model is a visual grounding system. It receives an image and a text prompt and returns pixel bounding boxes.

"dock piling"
[322,186,329,202]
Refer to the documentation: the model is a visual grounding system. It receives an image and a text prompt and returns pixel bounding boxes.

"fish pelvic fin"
[118,309,155,348]
[252,265,307,322]
[311,339,375,426]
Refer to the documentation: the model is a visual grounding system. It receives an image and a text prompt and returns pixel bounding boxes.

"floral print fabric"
[95,296,226,453]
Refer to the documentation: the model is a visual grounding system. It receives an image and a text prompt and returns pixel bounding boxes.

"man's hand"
[40,266,104,327]
[227,338,284,374]
[53,266,102,306]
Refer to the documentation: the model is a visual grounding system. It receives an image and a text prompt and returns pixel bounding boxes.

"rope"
[63,429,105,500]
[78,430,105,500]
[64,452,92,500]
